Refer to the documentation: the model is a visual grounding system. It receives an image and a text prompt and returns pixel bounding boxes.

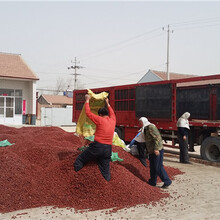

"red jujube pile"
[0,125,183,213]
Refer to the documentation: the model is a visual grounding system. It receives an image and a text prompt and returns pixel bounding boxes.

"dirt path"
[1,156,219,220]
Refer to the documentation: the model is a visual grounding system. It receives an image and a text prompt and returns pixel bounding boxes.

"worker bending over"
[74,94,116,181]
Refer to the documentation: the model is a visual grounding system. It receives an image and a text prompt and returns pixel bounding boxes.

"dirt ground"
[1,154,219,220]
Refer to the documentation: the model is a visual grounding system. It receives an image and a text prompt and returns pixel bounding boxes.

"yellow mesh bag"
[76,89,108,137]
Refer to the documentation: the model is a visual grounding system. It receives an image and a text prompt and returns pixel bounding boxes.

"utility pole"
[163,25,173,80]
[67,57,84,90]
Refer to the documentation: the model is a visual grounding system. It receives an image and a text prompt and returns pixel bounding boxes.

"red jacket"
[85,103,116,145]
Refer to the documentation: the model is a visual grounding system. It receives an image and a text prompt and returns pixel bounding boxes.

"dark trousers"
[178,134,189,163]
[74,142,112,181]
[148,149,171,186]
[135,141,147,167]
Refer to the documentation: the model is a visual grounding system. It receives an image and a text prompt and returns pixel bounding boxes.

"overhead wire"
[38,16,220,89]
[81,62,167,87]
[174,23,220,31]
[79,17,220,62]
[79,27,162,61]
[81,69,147,87]
[170,16,220,27]
[82,33,165,61]
[170,16,220,31]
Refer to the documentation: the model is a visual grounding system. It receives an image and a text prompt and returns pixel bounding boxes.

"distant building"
[37,94,73,107]
[138,69,196,83]
[37,94,74,126]
[138,69,220,87]
[0,52,38,125]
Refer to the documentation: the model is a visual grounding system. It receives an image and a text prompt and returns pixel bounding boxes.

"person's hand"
[154,150,160,156]
[85,94,91,103]
[105,98,110,106]
[183,135,187,141]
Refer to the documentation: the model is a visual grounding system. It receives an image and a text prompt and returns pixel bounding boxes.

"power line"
[80,27,161,61]
[79,17,220,62]
[171,16,220,27]
[81,63,166,88]
[37,88,62,92]
[67,57,84,90]
[174,23,220,31]
[36,71,70,75]
[80,32,164,61]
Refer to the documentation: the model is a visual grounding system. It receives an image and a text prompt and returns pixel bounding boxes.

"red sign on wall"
[23,100,26,115]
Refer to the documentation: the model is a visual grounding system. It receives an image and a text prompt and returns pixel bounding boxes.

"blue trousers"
[148,149,171,186]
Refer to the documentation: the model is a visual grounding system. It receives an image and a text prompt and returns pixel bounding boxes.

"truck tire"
[200,136,220,162]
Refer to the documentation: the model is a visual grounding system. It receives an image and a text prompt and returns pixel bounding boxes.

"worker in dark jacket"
[144,120,172,188]
[177,112,191,164]
[74,94,116,181]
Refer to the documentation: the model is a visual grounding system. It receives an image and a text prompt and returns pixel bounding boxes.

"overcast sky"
[0,1,220,92]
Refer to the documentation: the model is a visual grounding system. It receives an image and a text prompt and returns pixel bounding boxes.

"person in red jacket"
[74,94,116,181]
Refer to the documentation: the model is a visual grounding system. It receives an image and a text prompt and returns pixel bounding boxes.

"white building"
[0,52,38,125]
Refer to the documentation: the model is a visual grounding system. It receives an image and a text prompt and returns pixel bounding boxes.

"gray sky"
[0,1,220,91]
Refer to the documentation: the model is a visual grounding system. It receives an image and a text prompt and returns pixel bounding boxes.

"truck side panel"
[177,86,211,119]
[135,83,172,119]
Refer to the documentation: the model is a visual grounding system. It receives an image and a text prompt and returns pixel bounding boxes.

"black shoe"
[188,148,195,152]
[147,180,156,187]
[184,161,192,164]
[161,181,172,189]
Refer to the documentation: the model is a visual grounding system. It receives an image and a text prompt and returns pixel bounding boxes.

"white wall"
[138,70,162,83]
[0,78,36,114]
[40,106,75,126]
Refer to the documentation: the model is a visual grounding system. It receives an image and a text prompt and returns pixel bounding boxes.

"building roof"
[138,69,220,87]
[39,95,73,105]
[0,52,38,80]
[150,69,196,80]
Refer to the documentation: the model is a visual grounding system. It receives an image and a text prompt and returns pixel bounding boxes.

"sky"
[0,0,220,93]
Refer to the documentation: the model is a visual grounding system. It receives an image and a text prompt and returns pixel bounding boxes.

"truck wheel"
[200,136,220,162]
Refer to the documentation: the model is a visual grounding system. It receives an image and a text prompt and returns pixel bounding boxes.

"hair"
[98,107,109,116]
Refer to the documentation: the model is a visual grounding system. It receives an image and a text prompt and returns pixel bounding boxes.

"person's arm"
[105,98,116,122]
[85,95,101,124]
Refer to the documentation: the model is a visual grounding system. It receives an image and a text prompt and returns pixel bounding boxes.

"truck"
[72,74,220,162]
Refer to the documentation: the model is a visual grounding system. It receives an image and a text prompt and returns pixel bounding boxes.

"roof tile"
[0,52,38,80]
[41,95,73,105]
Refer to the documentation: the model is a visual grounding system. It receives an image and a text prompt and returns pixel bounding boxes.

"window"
[115,88,135,111]
[0,97,4,115]
[15,97,22,114]
[6,97,13,107]
[15,90,22,96]
[6,97,14,117]
[76,93,86,101]
[6,108,13,117]
[0,89,23,118]
[76,102,84,110]
[0,89,14,96]
[0,97,4,107]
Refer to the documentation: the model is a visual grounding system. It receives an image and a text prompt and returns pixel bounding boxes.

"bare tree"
[54,77,66,95]
[65,77,85,90]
